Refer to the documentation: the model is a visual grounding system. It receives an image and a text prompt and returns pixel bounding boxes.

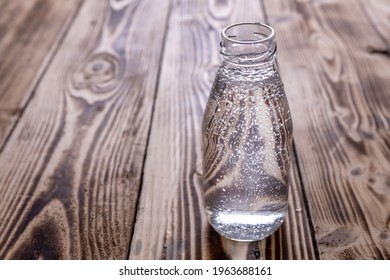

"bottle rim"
[221,22,275,45]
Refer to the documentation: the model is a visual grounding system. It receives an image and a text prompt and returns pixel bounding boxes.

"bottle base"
[206,208,287,242]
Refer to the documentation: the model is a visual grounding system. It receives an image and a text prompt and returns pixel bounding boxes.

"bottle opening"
[222,22,275,44]
[220,22,276,64]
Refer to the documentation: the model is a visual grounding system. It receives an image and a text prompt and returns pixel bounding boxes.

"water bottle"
[202,22,293,241]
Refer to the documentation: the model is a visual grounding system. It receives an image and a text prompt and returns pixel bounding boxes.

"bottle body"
[202,23,293,241]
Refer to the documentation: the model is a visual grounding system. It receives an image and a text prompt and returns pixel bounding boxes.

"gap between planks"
[127,0,174,259]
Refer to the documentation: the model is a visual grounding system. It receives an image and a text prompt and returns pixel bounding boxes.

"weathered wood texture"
[1,0,388,260]
[0,0,170,259]
[129,0,315,260]
[265,0,390,259]
[0,0,82,148]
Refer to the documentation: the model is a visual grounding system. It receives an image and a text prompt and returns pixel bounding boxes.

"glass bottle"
[202,23,293,241]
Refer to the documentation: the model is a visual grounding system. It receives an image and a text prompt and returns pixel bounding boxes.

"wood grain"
[359,0,390,49]
[0,0,82,148]
[265,0,390,259]
[0,0,170,259]
[129,0,315,260]
[1,0,386,260]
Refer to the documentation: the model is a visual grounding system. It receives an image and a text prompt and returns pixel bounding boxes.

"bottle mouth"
[222,22,275,44]
[220,22,276,64]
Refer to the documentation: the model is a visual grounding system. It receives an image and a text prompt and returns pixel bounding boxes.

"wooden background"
[0,0,389,259]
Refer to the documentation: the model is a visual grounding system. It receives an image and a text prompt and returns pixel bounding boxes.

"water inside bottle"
[202,63,293,241]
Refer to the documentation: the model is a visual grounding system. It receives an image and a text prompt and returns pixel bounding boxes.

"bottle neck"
[220,23,276,66]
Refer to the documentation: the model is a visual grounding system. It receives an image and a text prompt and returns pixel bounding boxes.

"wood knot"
[72,52,120,94]
[367,173,390,197]
[208,0,233,19]
[379,232,389,240]
[350,168,363,176]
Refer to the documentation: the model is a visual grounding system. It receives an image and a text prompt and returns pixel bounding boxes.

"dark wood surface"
[0,0,389,260]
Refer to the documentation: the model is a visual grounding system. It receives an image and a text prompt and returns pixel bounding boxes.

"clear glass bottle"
[202,23,293,241]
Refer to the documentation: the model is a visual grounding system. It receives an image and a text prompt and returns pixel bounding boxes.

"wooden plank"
[129,0,315,259]
[0,0,82,148]
[265,0,390,259]
[0,0,170,259]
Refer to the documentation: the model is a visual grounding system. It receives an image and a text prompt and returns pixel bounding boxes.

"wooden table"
[0,0,389,260]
